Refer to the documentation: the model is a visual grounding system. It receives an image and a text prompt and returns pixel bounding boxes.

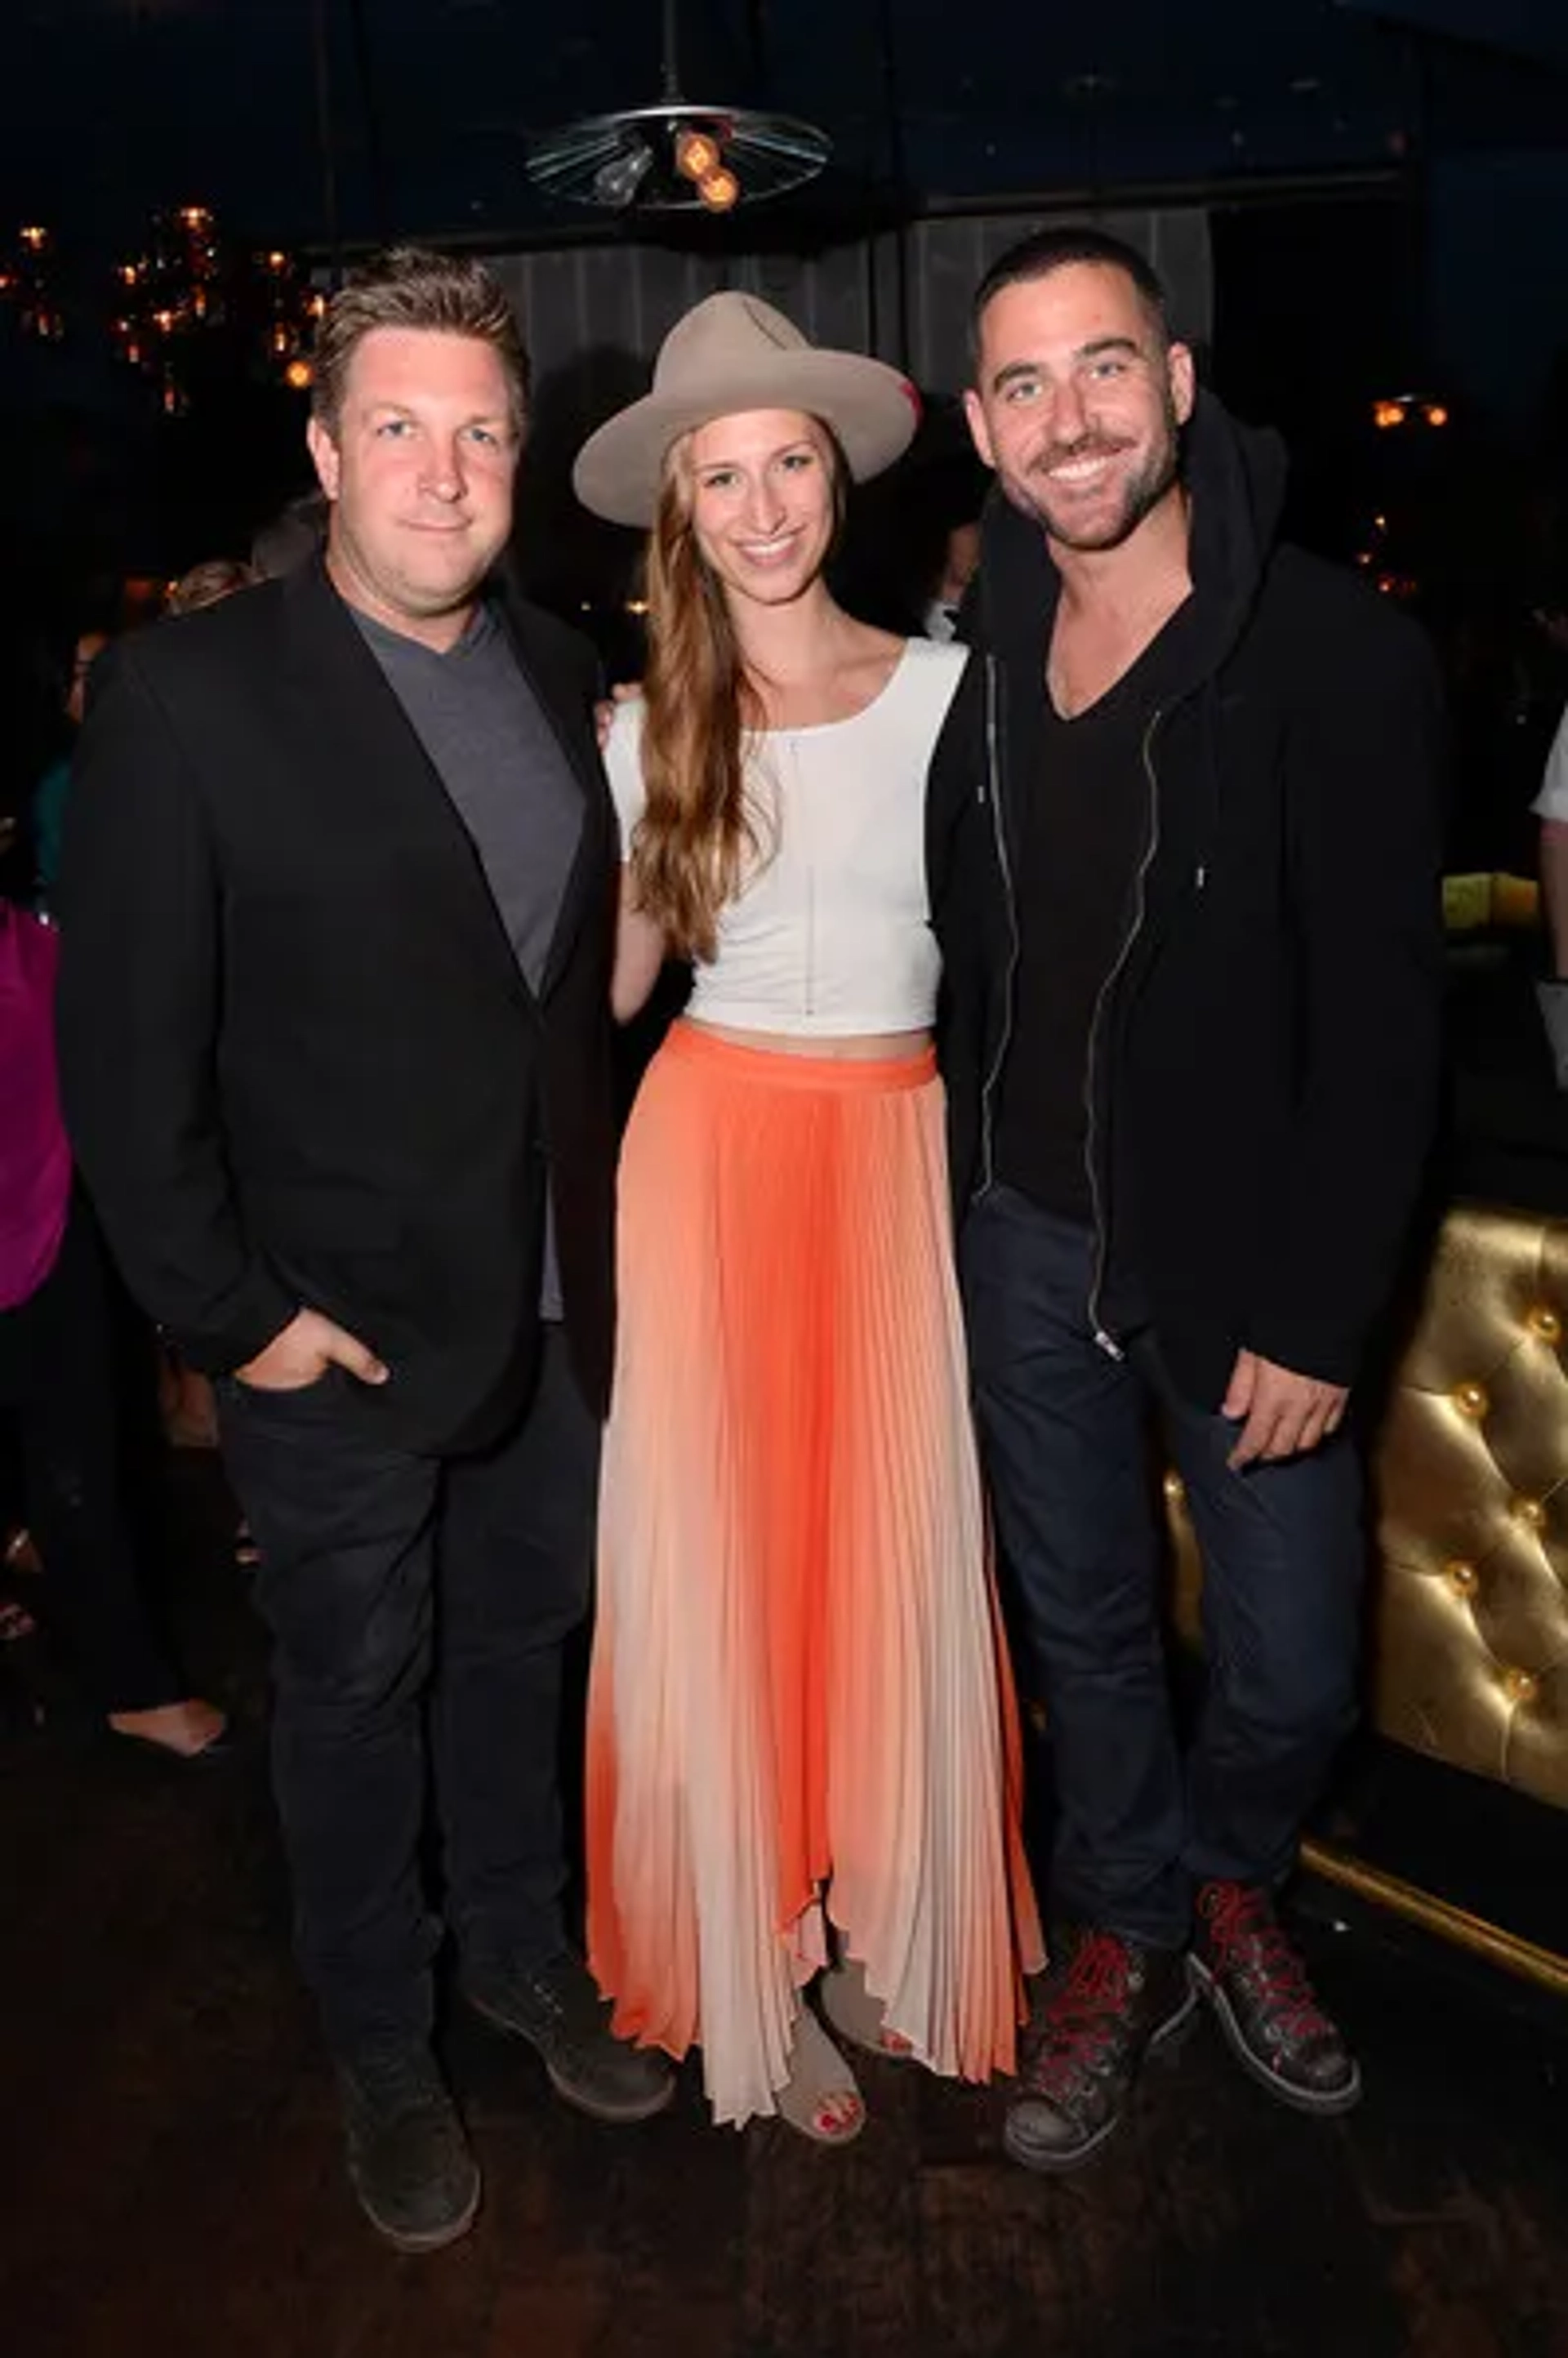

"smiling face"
[306,325,520,648]
[680,408,840,612]
[964,262,1194,555]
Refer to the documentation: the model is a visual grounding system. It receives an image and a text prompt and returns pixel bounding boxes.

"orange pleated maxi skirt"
[586,1020,1044,2128]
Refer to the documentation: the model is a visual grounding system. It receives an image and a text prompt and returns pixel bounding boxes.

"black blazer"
[56,558,619,1454]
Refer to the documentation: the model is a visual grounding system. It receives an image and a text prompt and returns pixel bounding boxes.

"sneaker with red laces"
[1003,1928,1196,2173]
[1189,1879,1361,2115]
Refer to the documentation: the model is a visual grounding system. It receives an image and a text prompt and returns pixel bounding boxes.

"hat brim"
[572,349,920,528]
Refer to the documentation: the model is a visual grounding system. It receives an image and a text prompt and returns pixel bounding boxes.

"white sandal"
[820,1959,916,2062]
[774,2004,866,2146]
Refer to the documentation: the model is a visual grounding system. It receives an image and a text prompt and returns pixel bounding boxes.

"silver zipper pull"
[1093,1326,1125,1362]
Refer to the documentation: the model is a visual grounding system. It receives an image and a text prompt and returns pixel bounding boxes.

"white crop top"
[604,639,969,1036]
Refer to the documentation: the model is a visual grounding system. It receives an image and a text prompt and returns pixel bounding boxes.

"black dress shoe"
[1004,1927,1196,2173]
[463,1949,675,2124]
[1189,1880,1361,2115]
[336,2039,480,2253]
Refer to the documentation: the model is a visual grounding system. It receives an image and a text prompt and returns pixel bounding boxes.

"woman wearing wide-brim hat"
[576,292,1042,2142]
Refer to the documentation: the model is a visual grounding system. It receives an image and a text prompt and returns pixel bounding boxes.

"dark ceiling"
[2,0,1565,256]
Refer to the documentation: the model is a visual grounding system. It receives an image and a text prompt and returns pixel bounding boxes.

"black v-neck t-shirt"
[994,600,1196,1225]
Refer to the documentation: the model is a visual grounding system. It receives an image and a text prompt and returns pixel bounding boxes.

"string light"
[108,204,323,405]
[0,223,65,341]
[1372,394,1452,433]
[109,203,225,409]
[3,208,323,398]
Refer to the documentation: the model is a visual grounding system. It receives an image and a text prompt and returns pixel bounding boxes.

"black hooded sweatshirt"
[926,388,1447,1410]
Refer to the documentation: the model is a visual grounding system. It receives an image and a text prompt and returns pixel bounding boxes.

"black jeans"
[0,1194,183,1713]
[961,1185,1364,1950]
[218,1325,597,2057]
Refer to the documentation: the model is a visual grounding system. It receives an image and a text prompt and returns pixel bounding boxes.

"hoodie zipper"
[978,653,1020,1196]
[1084,702,1165,1356]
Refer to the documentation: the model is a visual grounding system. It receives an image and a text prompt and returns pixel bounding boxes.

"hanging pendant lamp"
[526,0,830,214]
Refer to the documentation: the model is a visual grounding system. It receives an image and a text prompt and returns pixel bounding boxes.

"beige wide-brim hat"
[572,291,920,528]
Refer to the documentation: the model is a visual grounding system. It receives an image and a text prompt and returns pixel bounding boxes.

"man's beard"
[1009,402,1181,553]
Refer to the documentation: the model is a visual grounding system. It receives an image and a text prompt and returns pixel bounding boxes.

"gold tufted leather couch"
[1165,1198,1568,1985]
[1372,1204,1568,1812]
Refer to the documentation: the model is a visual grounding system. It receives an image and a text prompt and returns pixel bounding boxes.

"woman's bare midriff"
[689,1019,932,1062]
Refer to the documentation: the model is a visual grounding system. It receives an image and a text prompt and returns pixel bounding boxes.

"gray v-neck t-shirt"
[353,598,584,1317]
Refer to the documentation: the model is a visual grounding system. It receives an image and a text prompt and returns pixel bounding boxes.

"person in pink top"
[0,897,225,1757]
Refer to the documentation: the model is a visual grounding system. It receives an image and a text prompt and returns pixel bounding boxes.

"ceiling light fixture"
[527,0,829,215]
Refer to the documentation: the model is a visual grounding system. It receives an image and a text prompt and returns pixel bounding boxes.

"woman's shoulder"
[881,635,971,736]
[605,690,648,775]
[896,635,971,680]
[606,689,646,748]
[603,692,648,836]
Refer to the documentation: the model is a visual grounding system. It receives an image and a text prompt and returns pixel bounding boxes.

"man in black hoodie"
[928,228,1445,2172]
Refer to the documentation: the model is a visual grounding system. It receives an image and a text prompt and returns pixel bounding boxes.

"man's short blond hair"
[310,246,529,436]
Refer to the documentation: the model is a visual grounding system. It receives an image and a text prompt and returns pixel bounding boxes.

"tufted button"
[1510,1495,1548,1532]
[1445,1558,1479,1597]
[1163,1471,1186,1506]
[1502,1667,1539,1707]
[1450,1380,1490,1420]
[1526,1304,1564,1346]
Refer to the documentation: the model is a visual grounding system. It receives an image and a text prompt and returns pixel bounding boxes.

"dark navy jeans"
[961,1185,1364,1950]
[219,1325,596,2057]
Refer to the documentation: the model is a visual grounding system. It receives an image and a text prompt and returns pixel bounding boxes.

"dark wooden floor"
[2,1453,1567,2358]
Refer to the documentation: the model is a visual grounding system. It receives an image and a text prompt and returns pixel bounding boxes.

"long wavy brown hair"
[632,419,845,961]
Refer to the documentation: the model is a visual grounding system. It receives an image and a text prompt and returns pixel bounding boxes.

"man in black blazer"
[57,249,671,2251]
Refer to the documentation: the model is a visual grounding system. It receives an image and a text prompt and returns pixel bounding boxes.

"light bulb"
[698,166,741,212]
[593,140,654,207]
[676,127,721,183]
